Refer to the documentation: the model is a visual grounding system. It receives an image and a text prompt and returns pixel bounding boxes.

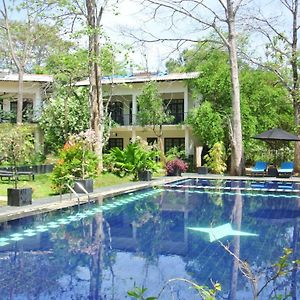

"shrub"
[165,158,188,175]
[204,142,227,174]
[105,141,159,180]
[166,146,186,160]
[51,130,99,193]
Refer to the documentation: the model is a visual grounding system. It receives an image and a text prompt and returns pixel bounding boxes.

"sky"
[99,0,296,72]
[1,0,297,73]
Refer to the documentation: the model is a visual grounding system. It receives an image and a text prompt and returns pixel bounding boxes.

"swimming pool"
[0,179,299,299]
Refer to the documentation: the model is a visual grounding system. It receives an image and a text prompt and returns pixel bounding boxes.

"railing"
[63,183,91,209]
[110,112,188,126]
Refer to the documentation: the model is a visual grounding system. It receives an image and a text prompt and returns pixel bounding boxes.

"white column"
[131,128,136,142]
[183,86,188,121]
[33,89,42,121]
[132,93,137,125]
[185,127,190,157]
[3,99,10,113]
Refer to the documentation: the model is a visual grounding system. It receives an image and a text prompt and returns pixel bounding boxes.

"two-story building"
[77,72,200,158]
[0,71,200,159]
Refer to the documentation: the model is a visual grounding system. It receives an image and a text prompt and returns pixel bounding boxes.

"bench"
[0,170,35,181]
[17,171,35,181]
[0,171,15,181]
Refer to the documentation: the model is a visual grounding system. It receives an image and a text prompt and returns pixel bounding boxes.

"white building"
[0,71,201,158]
[77,72,200,157]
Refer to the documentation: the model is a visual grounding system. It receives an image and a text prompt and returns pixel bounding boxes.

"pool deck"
[0,173,299,223]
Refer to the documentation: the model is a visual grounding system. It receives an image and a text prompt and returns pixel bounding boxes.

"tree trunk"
[89,214,104,299]
[158,135,166,166]
[17,68,24,124]
[86,0,104,172]
[227,0,244,176]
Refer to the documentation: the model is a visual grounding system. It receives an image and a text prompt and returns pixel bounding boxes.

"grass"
[0,173,134,205]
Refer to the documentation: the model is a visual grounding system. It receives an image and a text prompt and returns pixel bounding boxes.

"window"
[164,138,185,153]
[164,99,184,124]
[9,100,33,123]
[10,101,17,122]
[23,100,33,122]
[109,102,124,125]
[107,138,124,151]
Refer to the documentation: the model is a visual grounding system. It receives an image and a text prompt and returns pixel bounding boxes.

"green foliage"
[0,124,35,188]
[165,146,186,160]
[204,142,227,174]
[0,19,72,73]
[104,141,159,180]
[39,87,90,153]
[168,42,293,163]
[137,82,174,128]
[128,279,221,300]
[45,44,127,85]
[44,49,89,84]
[51,130,99,193]
[127,287,157,300]
[187,101,224,147]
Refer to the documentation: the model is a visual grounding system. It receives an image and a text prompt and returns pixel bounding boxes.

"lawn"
[0,173,135,205]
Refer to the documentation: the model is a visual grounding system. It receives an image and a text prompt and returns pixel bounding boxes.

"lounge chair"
[250,161,268,176]
[277,162,294,178]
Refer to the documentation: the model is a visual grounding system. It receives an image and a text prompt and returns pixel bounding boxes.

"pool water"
[166,178,300,192]
[0,181,299,299]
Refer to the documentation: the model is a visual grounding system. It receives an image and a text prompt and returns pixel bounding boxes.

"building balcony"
[110,112,188,126]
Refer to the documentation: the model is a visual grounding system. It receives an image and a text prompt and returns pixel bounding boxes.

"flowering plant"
[165,158,188,176]
[51,129,99,192]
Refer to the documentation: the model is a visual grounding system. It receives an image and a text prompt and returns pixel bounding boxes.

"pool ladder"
[64,182,91,208]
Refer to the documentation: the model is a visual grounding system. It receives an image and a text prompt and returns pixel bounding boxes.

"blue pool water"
[0,180,299,299]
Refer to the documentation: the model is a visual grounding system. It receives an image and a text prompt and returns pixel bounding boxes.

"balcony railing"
[110,113,188,126]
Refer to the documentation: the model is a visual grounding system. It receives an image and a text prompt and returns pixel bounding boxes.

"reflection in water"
[229,189,242,300]
[0,187,299,299]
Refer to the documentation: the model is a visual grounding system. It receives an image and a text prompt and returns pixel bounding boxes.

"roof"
[0,73,53,83]
[75,72,200,86]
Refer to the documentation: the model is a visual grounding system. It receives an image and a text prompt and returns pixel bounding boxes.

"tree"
[38,0,122,172]
[187,101,225,148]
[132,0,252,175]
[246,0,300,172]
[137,82,174,164]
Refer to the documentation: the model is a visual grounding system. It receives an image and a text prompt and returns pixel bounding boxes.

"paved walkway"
[0,173,299,223]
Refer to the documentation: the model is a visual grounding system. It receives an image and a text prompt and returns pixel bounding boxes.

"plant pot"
[74,178,94,193]
[7,187,32,206]
[138,170,152,181]
[167,168,182,176]
[197,166,208,175]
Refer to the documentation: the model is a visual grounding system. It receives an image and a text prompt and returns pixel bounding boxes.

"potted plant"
[0,126,34,206]
[136,148,159,181]
[51,130,99,194]
[105,140,159,181]
[166,158,188,176]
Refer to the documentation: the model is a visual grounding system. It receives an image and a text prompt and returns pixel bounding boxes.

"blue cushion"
[252,161,268,171]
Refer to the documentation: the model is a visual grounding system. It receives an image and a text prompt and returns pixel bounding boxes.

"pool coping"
[0,173,299,223]
[0,176,179,223]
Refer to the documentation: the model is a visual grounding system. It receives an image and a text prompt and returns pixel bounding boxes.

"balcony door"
[109,102,124,125]
[164,99,184,124]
